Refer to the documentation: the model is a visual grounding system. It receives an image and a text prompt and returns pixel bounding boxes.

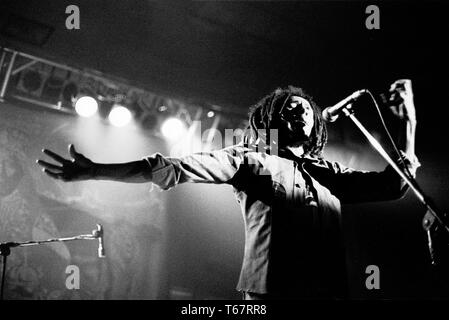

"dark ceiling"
[1,1,448,144]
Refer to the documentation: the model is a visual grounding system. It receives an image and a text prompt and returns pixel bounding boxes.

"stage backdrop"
[0,101,167,299]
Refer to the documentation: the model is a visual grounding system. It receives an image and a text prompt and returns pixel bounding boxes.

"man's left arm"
[380,79,420,193]
[331,79,420,203]
[392,79,418,172]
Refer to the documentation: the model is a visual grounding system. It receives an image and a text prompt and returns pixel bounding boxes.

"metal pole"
[343,108,446,231]
[12,60,38,76]
[3,47,81,75]
[0,49,6,74]
[0,51,18,99]
[0,49,8,99]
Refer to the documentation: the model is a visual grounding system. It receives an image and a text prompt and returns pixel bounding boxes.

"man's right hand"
[37,144,96,181]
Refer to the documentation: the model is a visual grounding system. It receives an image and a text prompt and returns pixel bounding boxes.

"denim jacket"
[144,144,418,297]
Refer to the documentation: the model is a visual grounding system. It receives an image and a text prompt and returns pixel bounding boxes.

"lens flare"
[74,96,98,117]
[161,117,187,140]
[108,105,132,127]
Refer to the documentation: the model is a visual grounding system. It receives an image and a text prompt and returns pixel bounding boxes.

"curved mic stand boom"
[0,223,105,300]
[340,104,449,268]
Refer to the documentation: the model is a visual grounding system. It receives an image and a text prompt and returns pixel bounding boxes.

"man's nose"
[287,110,302,121]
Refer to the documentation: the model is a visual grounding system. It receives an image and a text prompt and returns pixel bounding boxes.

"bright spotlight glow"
[108,105,132,127]
[207,111,215,118]
[75,96,98,117]
[161,117,187,140]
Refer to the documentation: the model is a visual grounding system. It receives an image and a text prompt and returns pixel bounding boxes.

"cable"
[365,90,418,182]
[364,90,438,215]
[365,89,437,211]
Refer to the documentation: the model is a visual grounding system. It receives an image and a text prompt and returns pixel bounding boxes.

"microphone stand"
[0,224,104,300]
[341,106,449,267]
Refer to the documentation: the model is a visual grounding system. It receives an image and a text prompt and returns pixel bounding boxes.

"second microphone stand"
[0,224,105,300]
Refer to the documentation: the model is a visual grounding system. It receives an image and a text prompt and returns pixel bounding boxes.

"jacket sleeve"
[329,152,421,204]
[142,145,246,190]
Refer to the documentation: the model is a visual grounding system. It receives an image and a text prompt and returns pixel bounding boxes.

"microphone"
[322,89,367,122]
[93,224,105,258]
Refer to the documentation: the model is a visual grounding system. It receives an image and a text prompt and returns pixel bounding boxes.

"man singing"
[37,79,419,300]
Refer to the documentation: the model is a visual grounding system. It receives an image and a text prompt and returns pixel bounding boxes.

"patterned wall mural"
[0,101,167,300]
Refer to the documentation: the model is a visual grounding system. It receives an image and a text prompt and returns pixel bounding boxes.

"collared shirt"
[144,144,418,297]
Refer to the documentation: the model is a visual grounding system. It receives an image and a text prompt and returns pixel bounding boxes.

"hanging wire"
[365,89,421,190]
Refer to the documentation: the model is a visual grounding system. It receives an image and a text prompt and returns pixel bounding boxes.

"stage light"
[74,96,98,117]
[108,105,132,127]
[207,111,215,118]
[161,117,187,140]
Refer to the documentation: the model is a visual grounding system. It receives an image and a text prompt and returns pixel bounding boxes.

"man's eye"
[289,102,302,109]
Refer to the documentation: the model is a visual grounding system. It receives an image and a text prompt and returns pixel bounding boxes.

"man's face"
[275,95,314,147]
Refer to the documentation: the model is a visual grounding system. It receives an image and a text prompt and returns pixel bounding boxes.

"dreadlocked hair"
[243,85,328,158]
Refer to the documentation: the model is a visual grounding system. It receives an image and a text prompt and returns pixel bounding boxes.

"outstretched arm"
[37,144,246,188]
[37,144,152,183]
